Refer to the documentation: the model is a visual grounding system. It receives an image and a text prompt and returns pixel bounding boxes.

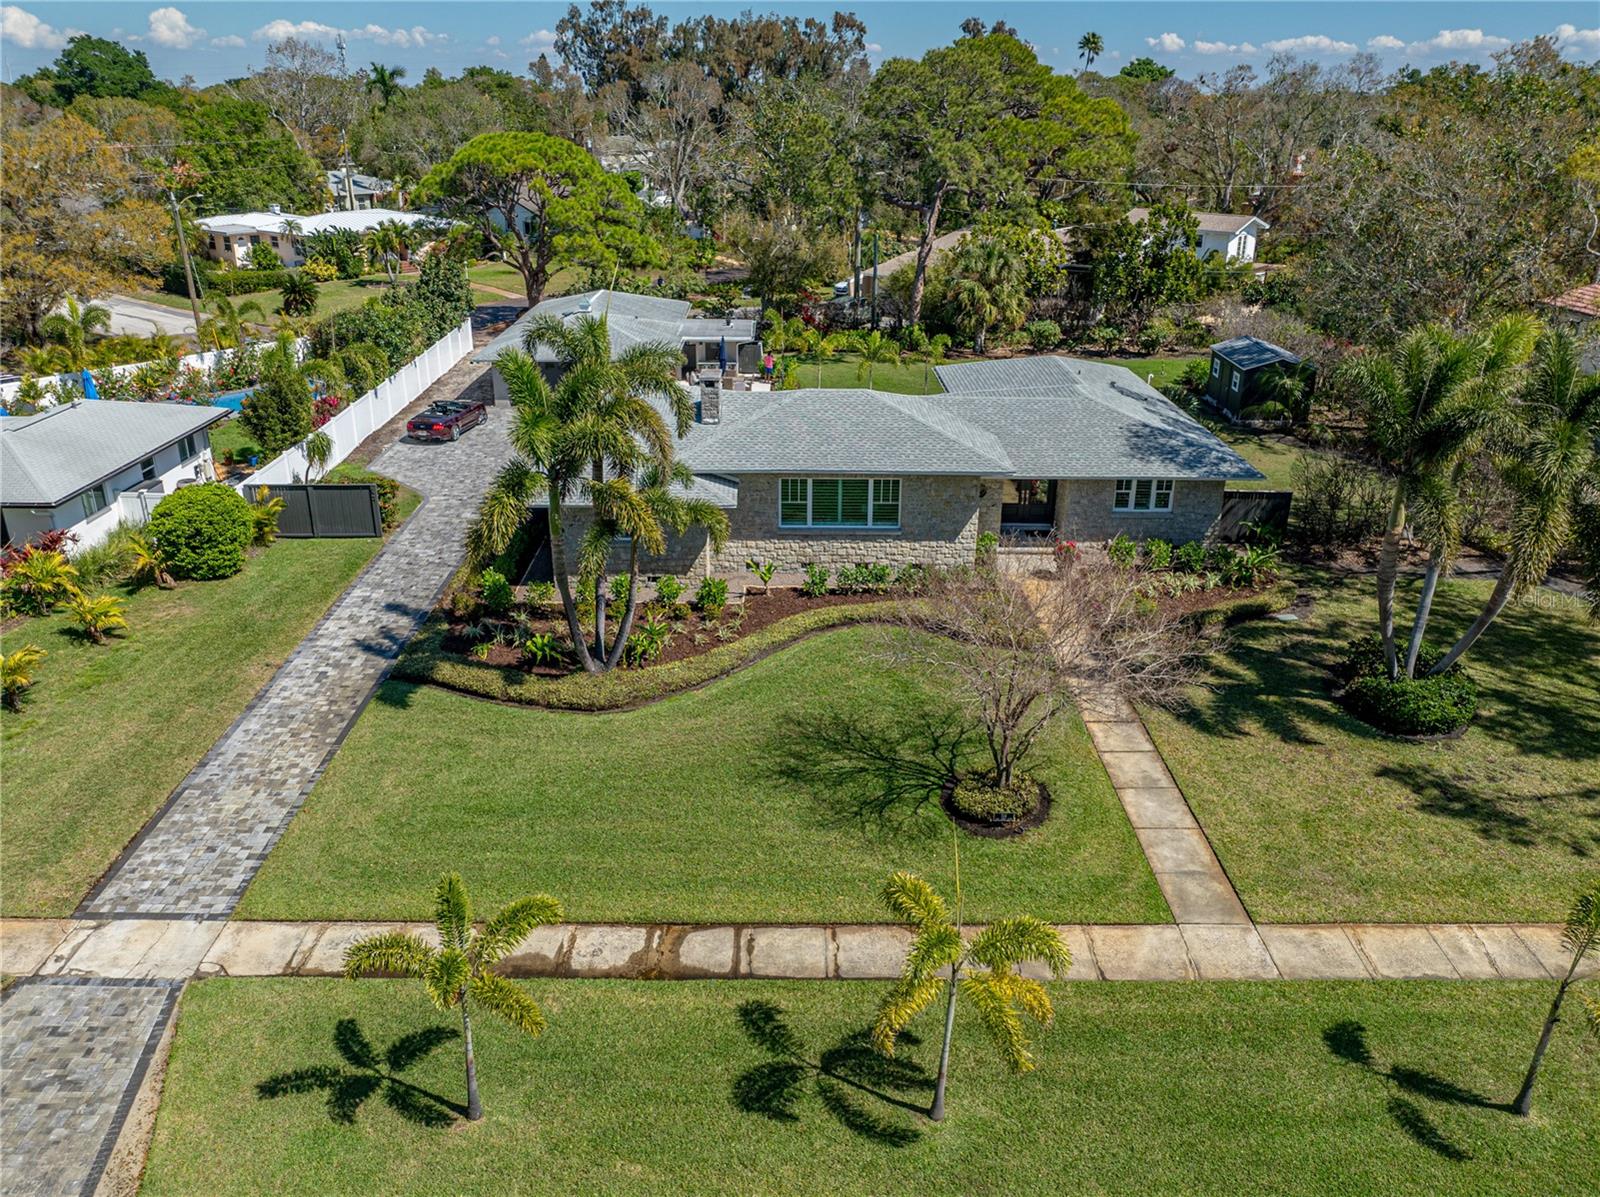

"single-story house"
[0,401,228,550]
[326,169,392,211]
[1543,283,1600,372]
[196,207,439,268]
[1206,336,1302,418]
[1128,208,1269,263]
[472,289,762,402]
[549,354,1261,580]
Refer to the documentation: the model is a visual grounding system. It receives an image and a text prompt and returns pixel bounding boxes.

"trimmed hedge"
[1186,579,1298,629]
[146,484,253,580]
[1335,635,1478,737]
[392,602,900,711]
[204,269,293,297]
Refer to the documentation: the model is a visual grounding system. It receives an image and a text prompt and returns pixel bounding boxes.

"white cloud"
[2,4,67,49]
[865,42,883,54]
[1552,24,1600,51]
[253,19,339,41]
[251,19,442,48]
[485,35,501,47]
[1412,29,1510,53]
[1367,35,1405,51]
[1262,35,1357,54]
[209,34,244,48]
[519,29,556,49]
[146,7,204,49]
[1194,39,1257,55]
[1145,32,1186,53]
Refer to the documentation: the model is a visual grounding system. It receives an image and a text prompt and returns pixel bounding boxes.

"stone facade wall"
[557,509,711,579]
[977,480,1003,537]
[1056,479,1225,544]
[710,474,984,573]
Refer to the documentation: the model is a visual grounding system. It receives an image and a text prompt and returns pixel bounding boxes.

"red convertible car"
[407,398,488,442]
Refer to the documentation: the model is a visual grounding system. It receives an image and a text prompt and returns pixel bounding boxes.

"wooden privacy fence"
[1217,490,1292,541]
[258,484,384,538]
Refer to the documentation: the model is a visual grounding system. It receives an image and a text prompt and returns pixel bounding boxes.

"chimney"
[269,203,281,215]
[698,388,720,425]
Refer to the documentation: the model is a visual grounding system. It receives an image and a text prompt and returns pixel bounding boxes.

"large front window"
[1113,478,1174,513]
[779,477,899,528]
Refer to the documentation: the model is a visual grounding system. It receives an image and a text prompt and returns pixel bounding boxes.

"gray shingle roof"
[1128,207,1269,235]
[1210,336,1300,371]
[472,289,757,364]
[2,401,229,507]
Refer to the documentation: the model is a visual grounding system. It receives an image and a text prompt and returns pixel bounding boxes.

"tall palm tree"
[344,874,562,1122]
[1430,329,1600,674]
[1077,32,1104,69]
[945,237,1026,355]
[873,868,1069,1122]
[1350,316,1536,679]
[364,220,414,284]
[852,330,901,388]
[40,298,112,371]
[1513,878,1599,1116]
[366,62,407,109]
[467,312,703,673]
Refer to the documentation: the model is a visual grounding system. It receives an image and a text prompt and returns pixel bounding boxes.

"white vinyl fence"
[232,318,474,490]
[0,339,306,408]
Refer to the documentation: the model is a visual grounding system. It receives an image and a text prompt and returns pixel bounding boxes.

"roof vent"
[577,296,592,312]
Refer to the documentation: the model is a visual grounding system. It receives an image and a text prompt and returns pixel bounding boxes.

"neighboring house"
[1206,336,1302,419]
[549,354,1261,579]
[0,401,227,550]
[834,227,1075,299]
[1543,283,1600,372]
[472,289,762,402]
[196,207,439,268]
[1128,208,1269,263]
[326,169,392,211]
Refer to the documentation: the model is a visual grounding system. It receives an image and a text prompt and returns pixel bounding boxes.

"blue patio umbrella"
[81,369,100,399]
[718,337,728,370]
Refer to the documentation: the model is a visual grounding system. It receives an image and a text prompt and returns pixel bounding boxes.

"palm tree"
[40,298,111,370]
[1350,317,1536,679]
[945,237,1027,355]
[852,330,901,388]
[1513,878,1600,1115]
[126,535,175,590]
[467,312,708,673]
[279,273,319,317]
[343,873,562,1122]
[364,220,414,285]
[1240,362,1315,427]
[1,645,46,711]
[907,331,952,393]
[366,62,407,109]
[67,591,128,645]
[1077,32,1104,69]
[1430,329,1600,674]
[800,328,841,388]
[873,869,1069,1122]
[200,296,265,351]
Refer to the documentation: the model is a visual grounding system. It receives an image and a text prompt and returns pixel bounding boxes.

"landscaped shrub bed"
[394,600,902,711]
[1333,635,1478,736]
[1087,534,1296,625]
[943,774,1052,837]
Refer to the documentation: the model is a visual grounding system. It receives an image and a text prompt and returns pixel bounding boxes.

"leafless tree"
[884,556,1203,788]
[240,37,366,160]
[603,61,722,215]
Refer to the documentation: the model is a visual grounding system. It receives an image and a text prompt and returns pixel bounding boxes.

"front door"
[1001,479,1056,529]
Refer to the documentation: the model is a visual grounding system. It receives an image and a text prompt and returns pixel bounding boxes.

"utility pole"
[852,210,863,310]
[167,188,204,341]
[338,130,357,211]
[870,230,880,329]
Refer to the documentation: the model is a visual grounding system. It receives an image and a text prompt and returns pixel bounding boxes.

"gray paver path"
[79,364,506,918]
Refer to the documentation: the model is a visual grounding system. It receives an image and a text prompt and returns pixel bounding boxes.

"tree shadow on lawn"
[257,1018,464,1127]
[732,1000,930,1146]
[1322,1019,1512,1162]
[1374,762,1600,855]
[762,707,976,840]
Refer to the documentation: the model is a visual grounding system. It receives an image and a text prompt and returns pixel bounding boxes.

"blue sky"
[2,2,1597,83]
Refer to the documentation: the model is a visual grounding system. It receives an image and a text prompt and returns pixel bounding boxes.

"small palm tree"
[908,331,952,393]
[872,869,1069,1122]
[1240,362,1315,426]
[852,330,901,388]
[1514,878,1600,1115]
[280,273,319,317]
[1078,31,1104,69]
[67,591,128,645]
[366,62,407,108]
[365,220,414,284]
[126,534,175,589]
[802,328,841,388]
[41,298,112,371]
[1,645,46,711]
[343,874,563,1122]
[945,237,1027,355]
[200,296,266,351]
[305,429,334,481]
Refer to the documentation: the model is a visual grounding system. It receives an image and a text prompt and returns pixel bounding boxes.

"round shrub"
[950,774,1042,823]
[146,484,253,580]
[1335,635,1478,736]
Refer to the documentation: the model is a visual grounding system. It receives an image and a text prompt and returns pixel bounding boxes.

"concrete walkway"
[3,917,1586,985]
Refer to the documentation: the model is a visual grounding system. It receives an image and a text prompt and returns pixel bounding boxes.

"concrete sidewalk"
[3,918,1585,984]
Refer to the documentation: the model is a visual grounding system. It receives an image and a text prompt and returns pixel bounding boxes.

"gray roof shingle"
[473,289,757,364]
[2,401,229,507]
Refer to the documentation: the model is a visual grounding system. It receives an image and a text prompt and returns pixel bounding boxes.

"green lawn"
[141,277,404,322]
[239,627,1166,924]
[1144,573,1600,924]
[207,417,262,466]
[1103,353,1205,390]
[784,353,946,394]
[140,978,1599,1196]
[0,527,411,916]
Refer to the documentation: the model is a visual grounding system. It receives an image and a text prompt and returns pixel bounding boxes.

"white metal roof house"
[545,353,1261,580]
[1,401,228,550]
[196,208,440,268]
[1128,207,1269,263]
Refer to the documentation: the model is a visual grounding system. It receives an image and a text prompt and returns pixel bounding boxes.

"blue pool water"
[210,388,255,412]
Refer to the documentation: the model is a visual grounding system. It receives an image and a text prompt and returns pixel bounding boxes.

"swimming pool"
[209,388,256,412]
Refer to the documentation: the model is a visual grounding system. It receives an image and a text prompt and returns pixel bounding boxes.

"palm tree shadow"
[731,1000,930,1146]
[762,708,977,840]
[257,1018,464,1127]
[1322,1019,1511,1162]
